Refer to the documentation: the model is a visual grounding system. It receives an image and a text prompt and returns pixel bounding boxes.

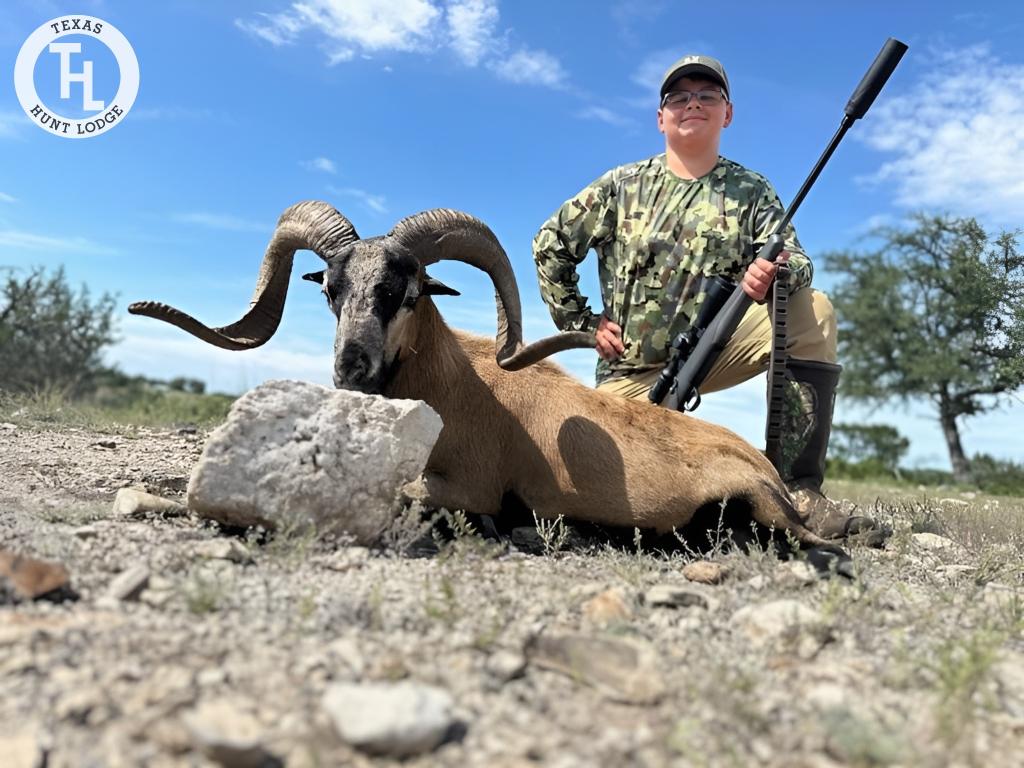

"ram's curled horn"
[128,201,359,350]
[387,209,595,370]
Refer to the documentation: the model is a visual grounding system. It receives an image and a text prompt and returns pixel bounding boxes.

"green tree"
[831,423,910,473]
[825,214,1024,484]
[168,376,207,395]
[0,266,118,396]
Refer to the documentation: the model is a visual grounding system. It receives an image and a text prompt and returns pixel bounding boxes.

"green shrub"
[969,454,1024,495]
[0,382,234,430]
[0,266,117,396]
[898,467,956,487]
[826,457,898,481]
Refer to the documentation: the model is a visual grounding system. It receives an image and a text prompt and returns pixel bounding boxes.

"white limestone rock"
[188,380,442,544]
[112,488,186,518]
[322,681,456,757]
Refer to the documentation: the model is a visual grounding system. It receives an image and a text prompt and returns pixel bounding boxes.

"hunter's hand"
[595,314,625,361]
[742,251,791,303]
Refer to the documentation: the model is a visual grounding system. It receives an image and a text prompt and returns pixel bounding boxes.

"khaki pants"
[597,289,837,402]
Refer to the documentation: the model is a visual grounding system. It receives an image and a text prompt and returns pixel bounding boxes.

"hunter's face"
[657,76,733,151]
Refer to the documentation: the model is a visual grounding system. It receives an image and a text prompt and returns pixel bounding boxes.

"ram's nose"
[334,342,379,393]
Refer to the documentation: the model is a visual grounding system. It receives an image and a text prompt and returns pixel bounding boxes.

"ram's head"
[129,201,594,393]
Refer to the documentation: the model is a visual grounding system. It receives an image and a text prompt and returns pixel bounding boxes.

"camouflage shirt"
[533,154,812,384]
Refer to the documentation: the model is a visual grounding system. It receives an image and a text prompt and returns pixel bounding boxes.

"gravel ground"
[1,421,1022,767]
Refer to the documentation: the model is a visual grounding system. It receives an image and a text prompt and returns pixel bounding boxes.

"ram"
[130,200,835,549]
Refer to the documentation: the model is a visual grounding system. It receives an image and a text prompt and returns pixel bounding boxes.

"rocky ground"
[1,420,1023,767]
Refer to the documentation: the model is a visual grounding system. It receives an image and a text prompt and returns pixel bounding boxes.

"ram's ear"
[422,274,460,297]
[301,270,324,284]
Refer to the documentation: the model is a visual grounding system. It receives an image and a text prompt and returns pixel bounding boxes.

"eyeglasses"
[661,89,728,108]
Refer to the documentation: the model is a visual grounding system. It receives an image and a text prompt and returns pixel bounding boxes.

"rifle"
[649,38,908,412]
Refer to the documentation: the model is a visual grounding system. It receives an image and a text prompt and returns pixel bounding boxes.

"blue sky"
[2,0,1022,470]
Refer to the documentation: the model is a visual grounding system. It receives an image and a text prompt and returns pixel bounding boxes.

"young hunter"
[532,53,883,541]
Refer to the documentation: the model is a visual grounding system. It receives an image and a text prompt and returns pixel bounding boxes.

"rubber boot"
[779,358,888,545]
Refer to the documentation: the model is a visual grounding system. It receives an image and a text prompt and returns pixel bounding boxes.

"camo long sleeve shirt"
[533,154,812,385]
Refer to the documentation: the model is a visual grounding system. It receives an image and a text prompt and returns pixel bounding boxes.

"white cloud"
[326,48,355,65]
[0,229,116,254]
[859,44,1024,225]
[489,48,567,89]
[301,156,337,174]
[300,0,441,54]
[171,212,267,232]
[236,0,442,62]
[234,10,318,46]
[327,184,388,214]
[448,0,499,66]
[237,0,567,89]
[0,192,16,203]
[577,105,634,127]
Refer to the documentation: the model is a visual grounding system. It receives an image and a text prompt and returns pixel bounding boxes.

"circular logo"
[14,16,139,139]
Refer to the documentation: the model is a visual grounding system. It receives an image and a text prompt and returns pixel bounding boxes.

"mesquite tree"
[0,266,118,396]
[825,214,1023,483]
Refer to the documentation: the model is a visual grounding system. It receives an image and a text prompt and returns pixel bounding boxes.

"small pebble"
[681,561,726,584]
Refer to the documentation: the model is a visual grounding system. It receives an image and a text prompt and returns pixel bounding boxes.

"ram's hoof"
[804,545,855,579]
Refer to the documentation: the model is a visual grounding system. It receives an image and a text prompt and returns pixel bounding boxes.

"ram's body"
[129,201,830,547]
[388,298,820,541]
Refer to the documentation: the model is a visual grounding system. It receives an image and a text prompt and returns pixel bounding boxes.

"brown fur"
[386,299,830,547]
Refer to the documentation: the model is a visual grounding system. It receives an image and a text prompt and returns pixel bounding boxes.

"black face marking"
[374,270,410,321]
[371,253,419,320]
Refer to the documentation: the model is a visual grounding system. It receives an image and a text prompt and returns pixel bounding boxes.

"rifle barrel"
[776,120,852,234]
[846,38,909,119]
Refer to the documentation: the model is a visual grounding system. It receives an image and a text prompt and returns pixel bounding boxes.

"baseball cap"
[660,54,730,99]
